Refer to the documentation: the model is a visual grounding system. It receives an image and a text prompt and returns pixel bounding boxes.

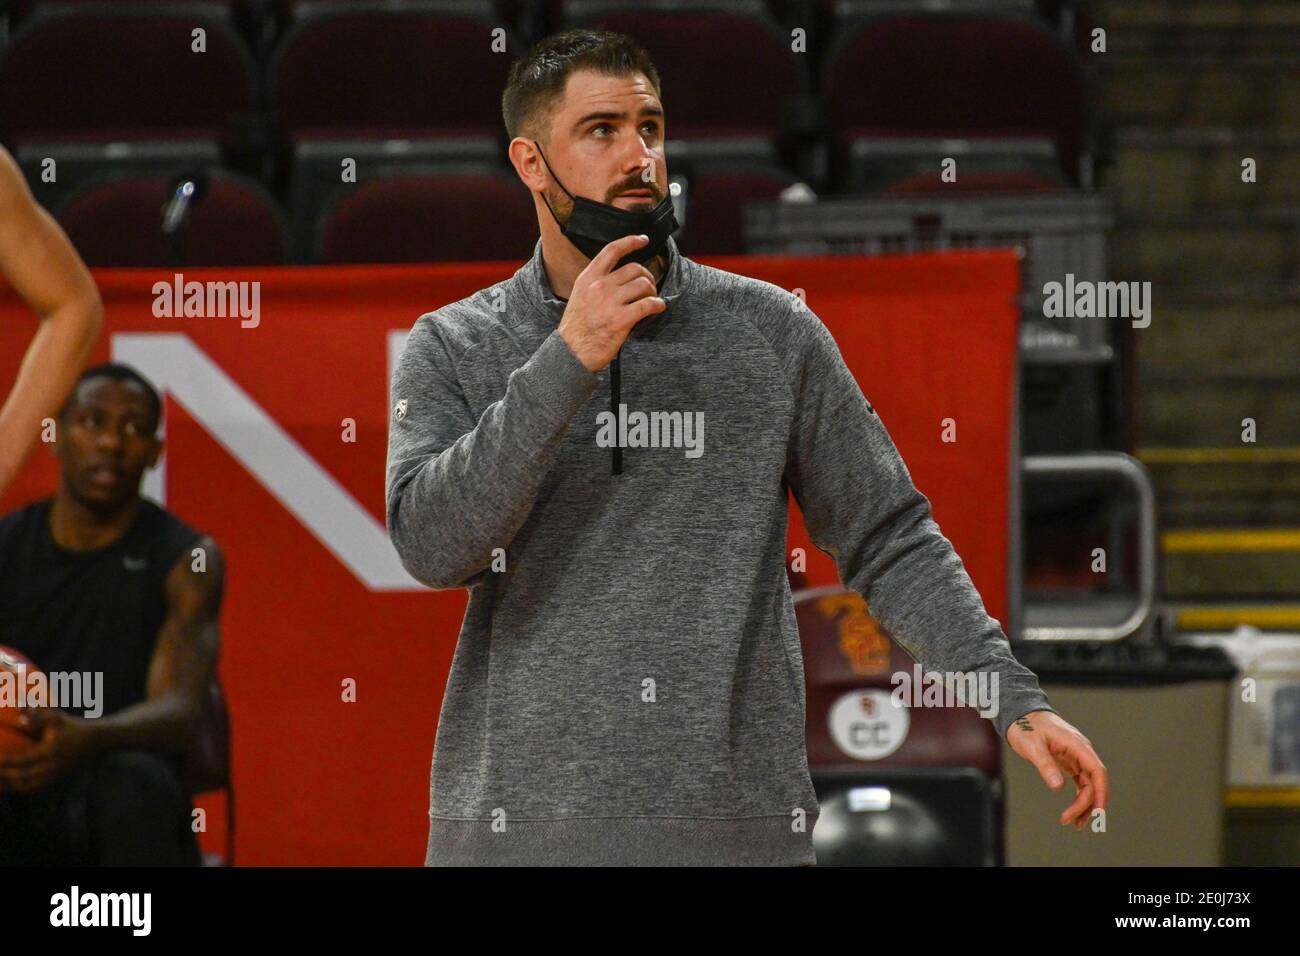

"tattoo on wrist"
[1015,717,1034,733]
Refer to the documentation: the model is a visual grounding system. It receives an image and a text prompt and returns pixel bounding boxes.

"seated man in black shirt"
[0,362,226,865]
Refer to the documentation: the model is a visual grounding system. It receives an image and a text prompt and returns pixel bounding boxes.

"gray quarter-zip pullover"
[385,235,1055,866]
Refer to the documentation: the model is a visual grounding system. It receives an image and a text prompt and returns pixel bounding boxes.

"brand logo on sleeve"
[393,399,408,422]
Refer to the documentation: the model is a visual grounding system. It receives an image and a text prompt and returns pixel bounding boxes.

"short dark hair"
[61,362,162,436]
[502,28,662,144]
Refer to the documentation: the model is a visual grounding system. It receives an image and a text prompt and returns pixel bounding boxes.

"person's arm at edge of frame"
[0,144,104,496]
[781,300,1109,832]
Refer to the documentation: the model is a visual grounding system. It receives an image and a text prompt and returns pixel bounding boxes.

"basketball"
[0,645,43,757]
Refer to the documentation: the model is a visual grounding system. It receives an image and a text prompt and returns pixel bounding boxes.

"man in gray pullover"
[385,29,1108,866]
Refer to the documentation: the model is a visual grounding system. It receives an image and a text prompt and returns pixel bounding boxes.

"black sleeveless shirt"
[0,496,204,717]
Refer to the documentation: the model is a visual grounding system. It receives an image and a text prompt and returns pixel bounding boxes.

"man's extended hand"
[1006,710,1108,831]
[0,707,98,793]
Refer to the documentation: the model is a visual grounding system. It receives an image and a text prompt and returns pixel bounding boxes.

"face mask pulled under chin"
[533,140,679,270]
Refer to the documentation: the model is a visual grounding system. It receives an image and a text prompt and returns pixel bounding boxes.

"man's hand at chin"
[1006,709,1109,831]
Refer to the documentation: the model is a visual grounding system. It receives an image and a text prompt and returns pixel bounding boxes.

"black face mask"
[533,140,679,271]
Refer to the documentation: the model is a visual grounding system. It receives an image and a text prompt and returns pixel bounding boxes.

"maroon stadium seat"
[675,162,801,255]
[795,586,1003,775]
[17,140,224,225]
[7,0,244,22]
[269,3,519,146]
[279,0,525,23]
[794,585,1004,865]
[0,3,256,147]
[57,170,286,266]
[314,170,538,264]
[186,675,235,866]
[824,10,1086,187]
[561,0,807,162]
